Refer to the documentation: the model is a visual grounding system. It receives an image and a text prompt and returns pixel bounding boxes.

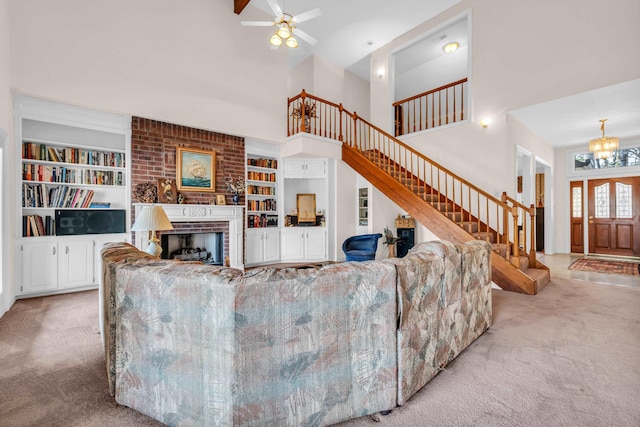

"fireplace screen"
[161,232,223,265]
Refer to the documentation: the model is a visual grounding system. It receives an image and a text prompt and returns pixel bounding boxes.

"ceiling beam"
[234,0,251,14]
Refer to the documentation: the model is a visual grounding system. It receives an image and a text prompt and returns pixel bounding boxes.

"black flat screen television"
[55,209,126,235]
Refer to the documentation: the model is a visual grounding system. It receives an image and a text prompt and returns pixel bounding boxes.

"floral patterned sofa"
[101,239,492,426]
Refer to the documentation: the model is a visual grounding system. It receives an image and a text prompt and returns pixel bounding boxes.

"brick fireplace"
[133,204,244,269]
[130,117,246,268]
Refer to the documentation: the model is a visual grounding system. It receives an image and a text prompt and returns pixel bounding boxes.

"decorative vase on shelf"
[232,193,240,205]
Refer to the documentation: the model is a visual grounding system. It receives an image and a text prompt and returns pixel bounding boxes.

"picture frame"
[176,147,216,192]
[216,194,226,205]
[157,178,178,203]
[297,193,316,224]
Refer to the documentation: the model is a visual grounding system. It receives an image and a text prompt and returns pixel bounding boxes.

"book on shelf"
[22,141,126,167]
[89,202,110,208]
[22,214,55,237]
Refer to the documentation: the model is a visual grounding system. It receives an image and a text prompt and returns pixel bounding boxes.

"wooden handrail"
[392,78,467,135]
[288,89,530,262]
[392,78,468,107]
[502,192,537,264]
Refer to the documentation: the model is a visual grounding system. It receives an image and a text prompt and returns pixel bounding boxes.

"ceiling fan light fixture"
[269,34,283,46]
[285,36,298,48]
[277,24,291,39]
[589,119,619,160]
[443,42,459,53]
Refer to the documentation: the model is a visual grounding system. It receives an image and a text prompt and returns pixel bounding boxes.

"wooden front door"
[588,177,640,256]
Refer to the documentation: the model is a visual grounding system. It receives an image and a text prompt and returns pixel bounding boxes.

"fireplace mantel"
[133,203,244,269]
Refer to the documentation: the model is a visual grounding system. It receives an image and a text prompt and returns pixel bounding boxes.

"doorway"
[587,177,640,257]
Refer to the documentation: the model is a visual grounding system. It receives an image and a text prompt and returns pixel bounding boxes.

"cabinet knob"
[53,246,56,255]
[65,246,69,254]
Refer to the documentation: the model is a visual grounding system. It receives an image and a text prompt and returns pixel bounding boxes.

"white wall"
[0,0,14,317]
[9,0,288,143]
[395,45,468,102]
[369,0,640,253]
[289,55,370,121]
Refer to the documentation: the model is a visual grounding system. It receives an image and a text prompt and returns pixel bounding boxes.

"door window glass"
[616,182,632,218]
[572,186,582,218]
[594,183,609,218]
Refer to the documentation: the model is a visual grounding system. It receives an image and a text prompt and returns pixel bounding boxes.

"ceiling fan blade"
[292,28,317,46]
[292,8,321,24]
[240,20,275,27]
[265,0,282,17]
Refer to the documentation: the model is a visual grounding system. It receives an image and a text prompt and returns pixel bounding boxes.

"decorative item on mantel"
[383,226,402,258]
[133,182,158,203]
[225,175,245,205]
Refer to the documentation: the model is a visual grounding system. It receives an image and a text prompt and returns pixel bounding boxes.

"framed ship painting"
[176,147,216,192]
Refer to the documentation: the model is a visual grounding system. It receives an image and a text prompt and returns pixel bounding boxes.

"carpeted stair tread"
[475,232,496,243]
[458,221,479,233]
[513,255,530,271]
[445,211,464,222]
[525,267,551,291]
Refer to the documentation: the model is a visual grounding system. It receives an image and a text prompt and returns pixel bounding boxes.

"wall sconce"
[377,68,385,79]
[479,118,491,128]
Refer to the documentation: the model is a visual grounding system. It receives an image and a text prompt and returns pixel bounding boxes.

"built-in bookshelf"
[15,95,131,297]
[17,100,129,239]
[359,187,368,226]
[246,156,278,228]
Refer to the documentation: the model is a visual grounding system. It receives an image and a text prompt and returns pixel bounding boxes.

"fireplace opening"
[160,232,224,265]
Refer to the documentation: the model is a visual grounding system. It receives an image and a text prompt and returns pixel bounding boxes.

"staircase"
[288,90,550,294]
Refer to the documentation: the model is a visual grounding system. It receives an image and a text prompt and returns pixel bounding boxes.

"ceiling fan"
[240,0,321,48]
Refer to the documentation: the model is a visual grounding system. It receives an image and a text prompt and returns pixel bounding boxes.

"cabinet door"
[246,229,264,265]
[303,159,327,178]
[304,228,327,260]
[281,228,305,261]
[21,242,58,294]
[283,159,307,178]
[58,240,95,289]
[262,228,281,263]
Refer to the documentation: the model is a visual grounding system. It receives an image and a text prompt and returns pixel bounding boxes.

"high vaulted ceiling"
[235,1,640,149]
[235,0,461,79]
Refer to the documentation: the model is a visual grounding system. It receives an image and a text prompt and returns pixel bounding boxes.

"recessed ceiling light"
[443,42,459,53]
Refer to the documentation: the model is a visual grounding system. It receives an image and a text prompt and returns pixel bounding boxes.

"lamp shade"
[131,205,174,232]
[131,205,173,257]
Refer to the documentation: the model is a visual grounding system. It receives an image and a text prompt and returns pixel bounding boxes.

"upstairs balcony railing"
[392,78,468,136]
[287,89,537,267]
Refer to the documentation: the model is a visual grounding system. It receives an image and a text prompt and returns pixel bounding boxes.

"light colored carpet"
[1,277,639,426]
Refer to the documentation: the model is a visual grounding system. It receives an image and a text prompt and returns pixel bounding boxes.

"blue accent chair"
[342,233,383,262]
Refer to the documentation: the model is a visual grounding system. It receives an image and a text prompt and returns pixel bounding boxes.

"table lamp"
[131,205,174,257]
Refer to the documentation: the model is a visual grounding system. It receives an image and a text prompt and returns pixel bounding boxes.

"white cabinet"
[283,158,327,179]
[246,228,280,265]
[19,235,127,296]
[58,240,95,289]
[305,227,327,260]
[20,241,58,294]
[20,239,94,295]
[281,227,327,261]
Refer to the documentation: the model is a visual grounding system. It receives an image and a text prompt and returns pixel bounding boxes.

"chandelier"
[589,119,618,159]
[269,13,298,48]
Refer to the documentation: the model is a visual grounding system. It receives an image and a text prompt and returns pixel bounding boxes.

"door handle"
[589,220,594,224]
[588,216,594,219]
